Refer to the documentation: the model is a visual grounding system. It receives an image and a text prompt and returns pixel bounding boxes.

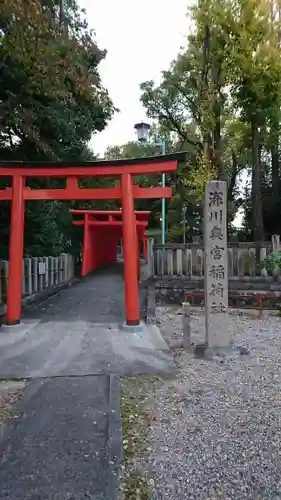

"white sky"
[78,0,190,156]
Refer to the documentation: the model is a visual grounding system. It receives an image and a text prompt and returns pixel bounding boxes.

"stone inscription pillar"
[204,180,231,348]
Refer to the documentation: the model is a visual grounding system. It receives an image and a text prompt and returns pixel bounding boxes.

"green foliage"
[0,0,115,258]
[260,252,281,275]
[104,132,202,242]
[0,0,115,158]
[186,153,216,201]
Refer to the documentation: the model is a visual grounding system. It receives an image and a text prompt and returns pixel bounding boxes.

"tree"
[0,0,115,159]
[140,0,240,202]
[0,0,115,258]
[140,0,281,241]
[104,132,203,242]
[227,0,281,239]
[104,138,168,229]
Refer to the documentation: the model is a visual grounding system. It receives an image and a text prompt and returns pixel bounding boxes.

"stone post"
[204,180,231,348]
[182,301,191,350]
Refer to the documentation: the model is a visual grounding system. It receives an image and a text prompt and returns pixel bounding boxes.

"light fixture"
[134,122,150,142]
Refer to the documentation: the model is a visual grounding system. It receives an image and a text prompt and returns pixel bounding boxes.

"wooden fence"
[0,253,75,306]
[147,236,280,279]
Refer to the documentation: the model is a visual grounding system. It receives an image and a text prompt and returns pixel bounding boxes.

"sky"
[78,0,190,156]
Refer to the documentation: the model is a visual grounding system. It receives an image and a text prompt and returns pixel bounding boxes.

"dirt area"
[0,380,27,428]
[120,306,281,499]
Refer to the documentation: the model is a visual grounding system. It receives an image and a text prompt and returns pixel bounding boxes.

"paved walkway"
[0,268,172,499]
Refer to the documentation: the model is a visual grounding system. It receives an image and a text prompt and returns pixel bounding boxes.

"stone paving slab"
[0,322,173,379]
[0,269,169,379]
[0,375,122,500]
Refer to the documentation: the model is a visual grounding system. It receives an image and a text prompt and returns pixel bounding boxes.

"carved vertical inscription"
[204,181,231,348]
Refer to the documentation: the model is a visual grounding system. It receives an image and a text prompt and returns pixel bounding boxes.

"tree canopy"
[0,0,115,258]
[0,0,115,160]
[136,0,281,241]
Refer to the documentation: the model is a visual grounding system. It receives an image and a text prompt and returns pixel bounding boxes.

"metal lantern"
[134,122,150,142]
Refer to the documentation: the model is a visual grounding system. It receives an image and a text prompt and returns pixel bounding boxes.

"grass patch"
[123,472,151,500]
[119,374,172,499]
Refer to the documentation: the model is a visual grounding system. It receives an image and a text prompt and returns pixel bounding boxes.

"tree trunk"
[227,150,238,201]
[251,118,264,241]
[59,0,64,26]
[271,142,279,206]
[200,23,223,179]
[211,54,223,178]
[213,110,222,178]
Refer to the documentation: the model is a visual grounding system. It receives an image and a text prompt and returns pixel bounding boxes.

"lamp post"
[134,122,166,245]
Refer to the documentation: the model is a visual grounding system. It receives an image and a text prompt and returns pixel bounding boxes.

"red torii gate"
[0,153,184,327]
[70,209,150,277]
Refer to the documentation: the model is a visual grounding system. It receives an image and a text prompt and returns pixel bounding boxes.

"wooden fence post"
[145,238,154,278]
[272,234,281,279]
[32,257,38,293]
[272,234,280,252]
[25,258,32,295]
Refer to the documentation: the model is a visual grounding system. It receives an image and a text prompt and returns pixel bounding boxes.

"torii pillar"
[121,173,139,326]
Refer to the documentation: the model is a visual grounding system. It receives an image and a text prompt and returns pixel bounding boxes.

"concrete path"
[0,267,172,499]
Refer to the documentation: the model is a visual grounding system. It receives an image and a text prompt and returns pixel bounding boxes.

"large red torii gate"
[0,153,184,327]
[70,209,150,277]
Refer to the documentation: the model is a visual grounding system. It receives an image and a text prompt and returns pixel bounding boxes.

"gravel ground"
[144,306,281,500]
